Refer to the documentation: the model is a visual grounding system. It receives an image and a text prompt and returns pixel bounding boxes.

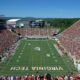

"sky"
[0,0,80,18]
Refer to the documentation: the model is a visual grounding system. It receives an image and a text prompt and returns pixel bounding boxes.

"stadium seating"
[16,28,58,37]
[0,29,17,61]
[59,20,80,61]
[0,74,80,80]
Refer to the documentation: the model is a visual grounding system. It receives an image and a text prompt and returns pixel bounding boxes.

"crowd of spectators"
[58,20,80,61]
[0,29,18,62]
[16,28,59,37]
[0,73,80,80]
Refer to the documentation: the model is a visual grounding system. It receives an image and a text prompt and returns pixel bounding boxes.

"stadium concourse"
[0,19,80,79]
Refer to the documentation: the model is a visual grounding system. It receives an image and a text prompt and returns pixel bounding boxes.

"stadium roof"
[7,19,20,22]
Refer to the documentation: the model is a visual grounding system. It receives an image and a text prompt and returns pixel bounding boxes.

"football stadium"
[0,17,80,80]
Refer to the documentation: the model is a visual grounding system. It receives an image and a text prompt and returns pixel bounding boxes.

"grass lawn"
[0,39,77,76]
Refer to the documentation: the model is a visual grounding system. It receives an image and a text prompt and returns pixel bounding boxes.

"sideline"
[54,44,63,56]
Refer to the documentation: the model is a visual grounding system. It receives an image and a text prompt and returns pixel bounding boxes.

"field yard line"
[41,48,43,66]
[26,41,33,68]
[31,42,33,68]
[47,41,54,58]
[27,41,34,68]
[40,41,45,66]
[17,41,26,64]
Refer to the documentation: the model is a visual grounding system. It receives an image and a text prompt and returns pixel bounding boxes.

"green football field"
[0,39,77,76]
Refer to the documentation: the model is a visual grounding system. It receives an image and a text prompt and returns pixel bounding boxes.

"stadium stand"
[58,20,80,64]
[16,28,58,37]
[0,73,80,80]
[0,29,17,62]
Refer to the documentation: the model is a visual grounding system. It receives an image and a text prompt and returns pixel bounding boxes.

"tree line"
[44,18,80,32]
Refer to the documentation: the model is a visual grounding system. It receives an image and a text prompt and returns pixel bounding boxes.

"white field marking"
[54,44,63,56]
[46,54,51,57]
[10,66,63,71]
[16,60,19,62]
[28,43,31,46]
[34,47,41,51]
[18,56,21,58]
